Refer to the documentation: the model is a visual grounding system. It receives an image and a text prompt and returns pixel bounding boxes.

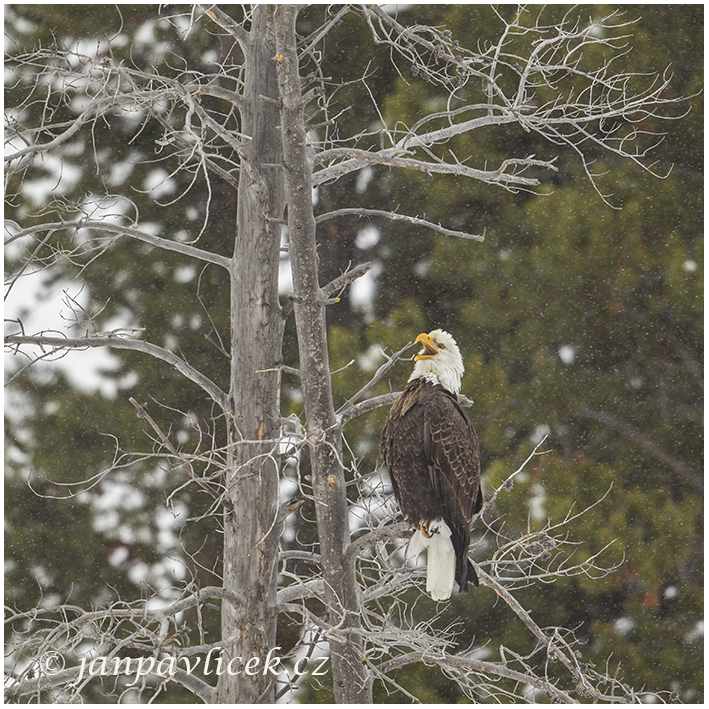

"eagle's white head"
[409,329,464,394]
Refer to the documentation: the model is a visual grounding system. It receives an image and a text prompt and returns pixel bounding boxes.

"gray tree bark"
[218,5,285,703]
[275,6,372,703]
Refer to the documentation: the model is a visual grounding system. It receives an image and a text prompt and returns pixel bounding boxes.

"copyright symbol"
[39,650,65,675]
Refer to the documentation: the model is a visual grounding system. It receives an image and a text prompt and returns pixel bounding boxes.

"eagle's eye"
[438,343,446,350]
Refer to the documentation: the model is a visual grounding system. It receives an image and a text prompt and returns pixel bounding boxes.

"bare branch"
[5,585,240,702]
[319,261,373,299]
[298,6,353,58]
[129,397,229,509]
[340,391,401,425]
[198,4,250,49]
[342,390,472,426]
[317,208,486,242]
[313,147,554,190]
[374,650,575,703]
[354,4,686,205]
[336,341,414,417]
[5,333,230,410]
[5,220,231,270]
[479,436,550,518]
[346,521,411,563]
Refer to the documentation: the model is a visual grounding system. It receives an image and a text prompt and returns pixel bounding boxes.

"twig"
[129,397,230,510]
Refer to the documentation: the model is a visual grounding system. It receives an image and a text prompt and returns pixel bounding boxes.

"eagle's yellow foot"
[418,523,431,538]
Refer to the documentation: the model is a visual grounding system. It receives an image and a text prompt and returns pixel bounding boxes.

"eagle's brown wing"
[423,390,482,589]
[380,379,440,523]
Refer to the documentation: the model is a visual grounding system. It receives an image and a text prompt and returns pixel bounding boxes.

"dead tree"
[5,5,684,703]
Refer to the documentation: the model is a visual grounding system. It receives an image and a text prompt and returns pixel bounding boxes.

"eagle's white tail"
[407,519,456,601]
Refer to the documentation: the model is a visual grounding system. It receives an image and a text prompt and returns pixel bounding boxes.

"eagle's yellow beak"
[414,332,438,361]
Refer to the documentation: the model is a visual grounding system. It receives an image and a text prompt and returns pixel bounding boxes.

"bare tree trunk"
[218,5,285,703]
[275,6,372,703]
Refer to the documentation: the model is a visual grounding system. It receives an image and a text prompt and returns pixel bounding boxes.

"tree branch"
[341,390,472,426]
[164,667,217,703]
[346,522,411,563]
[199,4,250,49]
[374,650,575,703]
[319,261,373,299]
[5,333,230,411]
[277,578,326,606]
[129,397,231,510]
[476,564,581,680]
[336,341,414,417]
[298,5,352,58]
[340,392,401,425]
[317,208,485,242]
[313,147,554,189]
[5,220,231,269]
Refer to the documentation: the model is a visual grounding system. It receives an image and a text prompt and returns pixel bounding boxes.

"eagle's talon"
[419,523,431,538]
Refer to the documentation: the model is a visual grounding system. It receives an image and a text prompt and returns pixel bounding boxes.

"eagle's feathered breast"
[380,376,482,592]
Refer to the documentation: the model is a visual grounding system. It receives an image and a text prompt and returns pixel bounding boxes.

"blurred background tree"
[5,4,702,702]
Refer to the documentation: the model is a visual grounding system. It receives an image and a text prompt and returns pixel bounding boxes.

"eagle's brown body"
[380,376,482,592]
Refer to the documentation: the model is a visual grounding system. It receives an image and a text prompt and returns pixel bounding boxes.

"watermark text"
[58,647,327,687]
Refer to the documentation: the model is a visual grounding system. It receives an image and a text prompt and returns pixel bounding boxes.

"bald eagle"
[380,330,482,601]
